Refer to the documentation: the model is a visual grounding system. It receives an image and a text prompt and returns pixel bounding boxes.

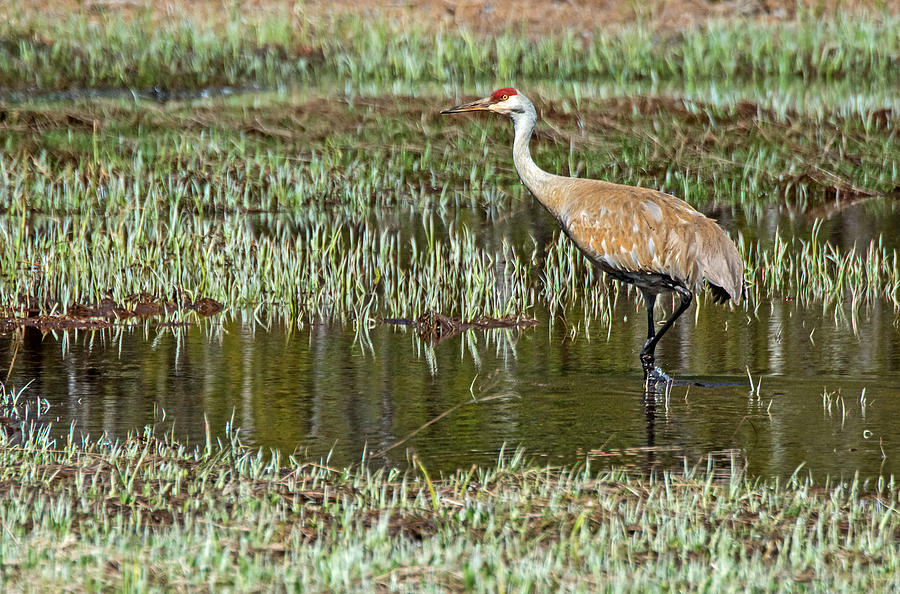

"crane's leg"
[640,290,657,341]
[640,286,693,375]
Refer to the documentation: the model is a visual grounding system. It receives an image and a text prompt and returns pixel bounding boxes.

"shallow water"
[2,290,899,480]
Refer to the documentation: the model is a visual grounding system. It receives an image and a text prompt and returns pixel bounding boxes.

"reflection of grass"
[0,397,897,590]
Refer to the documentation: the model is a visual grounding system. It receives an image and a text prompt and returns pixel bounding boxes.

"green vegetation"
[2,9,898,94]
[1,7,899,590]
[0,381,898,590]
[1,91,898,323]
[1,13,896,326]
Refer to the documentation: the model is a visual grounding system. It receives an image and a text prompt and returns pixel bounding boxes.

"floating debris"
[384,312,538,344]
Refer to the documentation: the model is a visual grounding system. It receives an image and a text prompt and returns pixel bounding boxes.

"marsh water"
[3,199,900,480]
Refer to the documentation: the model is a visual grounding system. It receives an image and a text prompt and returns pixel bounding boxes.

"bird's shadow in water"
[641,371,744,470]
[645,365,744,389]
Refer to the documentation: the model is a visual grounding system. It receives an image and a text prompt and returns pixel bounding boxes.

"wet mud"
[0,295,223,332]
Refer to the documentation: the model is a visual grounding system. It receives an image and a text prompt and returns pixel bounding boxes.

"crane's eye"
[500,94,509,101]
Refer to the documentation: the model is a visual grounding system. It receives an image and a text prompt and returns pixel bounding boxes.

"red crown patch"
[490,88,517,102]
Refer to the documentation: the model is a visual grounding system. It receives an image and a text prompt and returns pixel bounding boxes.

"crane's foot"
[644,365,673,386]
[641,353,673,386]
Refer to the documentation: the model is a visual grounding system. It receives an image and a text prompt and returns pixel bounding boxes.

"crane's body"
[442,88,744,379]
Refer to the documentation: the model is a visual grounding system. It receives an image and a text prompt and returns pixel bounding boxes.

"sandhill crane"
[442,88,745,380]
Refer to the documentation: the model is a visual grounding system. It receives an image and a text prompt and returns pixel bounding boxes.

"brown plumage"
[538,178,744,304]
[442,88,745,379]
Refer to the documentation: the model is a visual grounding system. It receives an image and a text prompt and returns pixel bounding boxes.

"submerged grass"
[3,205,899,329]
[0,379,898,590]
[1,91,896,214]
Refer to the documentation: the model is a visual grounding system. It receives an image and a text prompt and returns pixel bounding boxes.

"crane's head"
[440,88,527,117]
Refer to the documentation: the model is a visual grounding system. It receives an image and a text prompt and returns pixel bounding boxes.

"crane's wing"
[548,179,745,304]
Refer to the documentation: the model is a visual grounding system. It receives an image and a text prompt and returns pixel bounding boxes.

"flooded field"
[3,4,900,589]
[3,199,900,479]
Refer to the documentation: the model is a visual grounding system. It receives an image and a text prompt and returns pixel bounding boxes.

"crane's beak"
[440,96,492,114]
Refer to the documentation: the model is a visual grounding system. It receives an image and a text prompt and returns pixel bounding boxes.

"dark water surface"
[3,294,899,480]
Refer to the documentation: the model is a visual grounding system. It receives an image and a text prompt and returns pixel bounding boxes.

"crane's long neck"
[511,102,564,216]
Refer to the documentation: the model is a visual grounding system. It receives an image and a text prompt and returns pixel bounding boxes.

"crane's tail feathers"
[696,227,745,306]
